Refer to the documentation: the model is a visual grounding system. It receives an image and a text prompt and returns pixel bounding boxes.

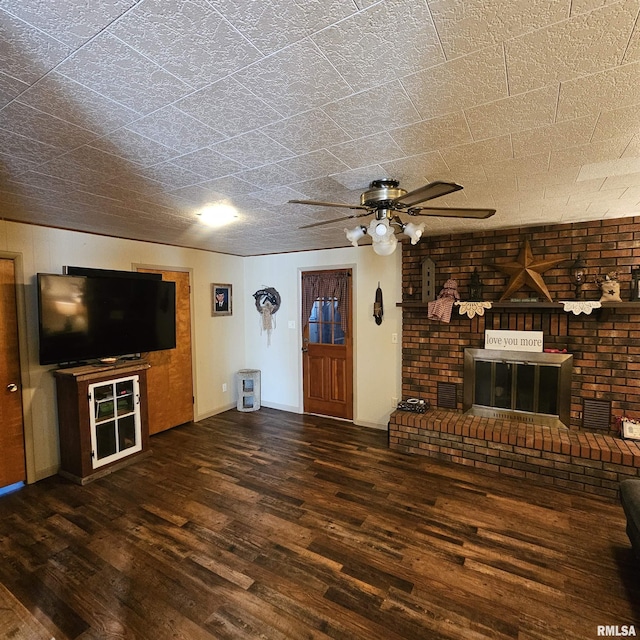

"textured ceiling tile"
[249,186,309,206]
[170,147,245,180]
[259,109,351,155]
[191,176,259,200]
[483,152,550,179]
[2,0,137,47]
[34,157,115,187]
[380,152,473,187]
[125,105,225,154]
[550,136,631,173]
[111,0,261,89]
[440,135,513,169]
[312,1,444,93]
[16,72,139,135]
[428,0,570,59]
[329,167,387,190]
[129,162,205,191]
[89,128,177,168]
[544,178,605,198]
[557,62,640,121]
[209,0,358,55]
[8,170,78,194]
[511,115,597,157]
[0,9,71,84]
[328,132,406,169]
[55,33,192,115]
[0,128,63,164]
[234,164,298,190]
[0,71,28,109]
[175,77,282,137]
[0,151,38,176]
[286,177,361,203]
[601,171,640,189]
[212,131,293,169]
[401,45,507,120]
[506,0,639,94]
[577,156,640,181]
[390,112,472,155]
[277,150,350,181]
[591,103,640,142]
[622,133,640,157]
[465,86,557,141]
[233,40,351,118]
[571,0,621,15]
[624,16,640,62]
[517,166,581,189]
[322,81,422,140]
[0,101,98,150]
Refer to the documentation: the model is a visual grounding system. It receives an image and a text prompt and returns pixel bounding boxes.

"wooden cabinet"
[54,362,151,484]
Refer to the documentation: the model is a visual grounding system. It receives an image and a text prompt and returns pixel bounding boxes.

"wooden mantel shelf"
[396,300,640,320]
[396,300,640,310]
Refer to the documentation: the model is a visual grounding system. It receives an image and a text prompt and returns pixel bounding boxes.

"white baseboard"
[354,419,388,431]
[195,402,237,421]
[261,401,301,414]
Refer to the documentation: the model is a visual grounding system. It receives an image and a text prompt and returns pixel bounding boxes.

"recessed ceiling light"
[196,203,239,227]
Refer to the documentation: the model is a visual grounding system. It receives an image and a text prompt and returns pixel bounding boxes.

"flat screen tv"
[37,272,177,365]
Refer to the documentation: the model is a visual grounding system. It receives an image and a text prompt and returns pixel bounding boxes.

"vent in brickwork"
[582,399,611,431]
[437,382,457,409]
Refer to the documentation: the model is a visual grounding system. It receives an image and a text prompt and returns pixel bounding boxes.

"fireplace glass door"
[474,361,561,416]
[465,349,572,427]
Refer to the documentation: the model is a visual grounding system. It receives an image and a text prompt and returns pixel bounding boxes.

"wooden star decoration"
[491,240,565,302]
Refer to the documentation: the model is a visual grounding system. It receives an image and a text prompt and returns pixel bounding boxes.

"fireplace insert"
[463,349,573,428]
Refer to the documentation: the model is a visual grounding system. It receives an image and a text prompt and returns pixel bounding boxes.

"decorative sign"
[484,330,543,352]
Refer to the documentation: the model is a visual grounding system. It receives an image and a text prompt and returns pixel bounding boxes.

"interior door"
[0,258,26,487]
[137,269,193,434]
[302,270,353,420]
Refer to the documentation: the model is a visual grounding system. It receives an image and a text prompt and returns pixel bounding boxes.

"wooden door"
[137,269,193,434]
[302,270,353,420]
[0,258,26,487]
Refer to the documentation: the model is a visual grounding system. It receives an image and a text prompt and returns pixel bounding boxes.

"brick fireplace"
[389,216,640,498]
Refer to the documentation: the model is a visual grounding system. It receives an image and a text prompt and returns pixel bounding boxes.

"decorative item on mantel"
[560,300,602,315]
[491,239,565,302]
[631,267,640,302]
[455,301,493,318]
[617,415,640,440]
[596,270,622,303]
[468,268,484,301]
[570,254,587,299]
[427,278,459,322]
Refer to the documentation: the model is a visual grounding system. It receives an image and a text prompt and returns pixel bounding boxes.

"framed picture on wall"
[212,283,232,316]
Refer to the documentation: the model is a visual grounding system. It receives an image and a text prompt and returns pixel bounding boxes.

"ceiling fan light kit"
[291,179,496,257]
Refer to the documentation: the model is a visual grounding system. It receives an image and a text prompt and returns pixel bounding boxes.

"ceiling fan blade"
[299,211,372,229]
[407,206,496,219]
[288,199,368,211]
[391,181,463,207]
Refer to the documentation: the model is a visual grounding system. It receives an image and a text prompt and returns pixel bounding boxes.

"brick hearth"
[389,409,640,499]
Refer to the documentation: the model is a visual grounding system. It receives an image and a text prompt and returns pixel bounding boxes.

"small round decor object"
[253,287,281,314]
[406,398,419,405]
[99,357,118,364]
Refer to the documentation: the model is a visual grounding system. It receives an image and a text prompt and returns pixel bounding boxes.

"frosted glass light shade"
[403,221,426,245]
[345,225,366,247]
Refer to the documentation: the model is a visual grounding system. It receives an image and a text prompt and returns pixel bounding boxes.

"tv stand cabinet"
[54,361,151,484]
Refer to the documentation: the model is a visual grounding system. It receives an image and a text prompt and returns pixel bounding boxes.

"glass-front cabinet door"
[88,375,142,469]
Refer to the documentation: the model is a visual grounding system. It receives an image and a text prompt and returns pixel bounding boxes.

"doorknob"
[301,347,308,353]
[7,383,18,393]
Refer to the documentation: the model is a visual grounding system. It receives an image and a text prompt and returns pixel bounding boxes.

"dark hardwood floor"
[1,407,639,639]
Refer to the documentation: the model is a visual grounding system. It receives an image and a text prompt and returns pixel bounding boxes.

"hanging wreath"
[253,287,281,314]
[253,287,281,346]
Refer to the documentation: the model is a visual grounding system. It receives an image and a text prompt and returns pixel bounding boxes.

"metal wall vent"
[582,399,611,431]
[437,382,457,409]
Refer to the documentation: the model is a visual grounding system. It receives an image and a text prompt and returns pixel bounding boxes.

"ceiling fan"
[289,179,496,255]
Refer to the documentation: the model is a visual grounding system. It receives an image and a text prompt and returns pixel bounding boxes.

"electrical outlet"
[288,320,296,329]
[222,383,227,392]
[392,396,398,408]
[391,333,398,344]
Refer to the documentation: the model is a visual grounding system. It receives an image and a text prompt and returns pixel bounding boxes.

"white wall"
[0,220,246,482]
[243,246,402,429]
[0,220,403,483]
